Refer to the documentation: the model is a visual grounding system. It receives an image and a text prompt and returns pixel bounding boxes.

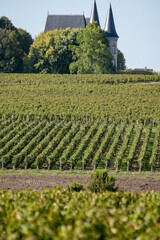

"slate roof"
[104,3,119,38]
[90,0,100,27]
[44,15,88,33]
[86,18,90,26]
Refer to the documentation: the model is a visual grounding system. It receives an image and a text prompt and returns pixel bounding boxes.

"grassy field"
[0,169,160,178]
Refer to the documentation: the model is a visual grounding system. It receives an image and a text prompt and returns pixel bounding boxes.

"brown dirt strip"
[0,175,160,192]
[136,82,160,85]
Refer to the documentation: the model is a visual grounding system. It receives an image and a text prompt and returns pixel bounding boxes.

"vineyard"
[1,73,160,239]
[0,189,160,239]
[1,74,160,171]
[1,74,160,122]
[0,118,160,171]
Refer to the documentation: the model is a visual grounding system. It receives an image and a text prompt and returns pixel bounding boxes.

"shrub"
[88,170,117,193]
[67,181,84,192]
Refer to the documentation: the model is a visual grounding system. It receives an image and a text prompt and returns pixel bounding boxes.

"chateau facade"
[44,1,119,68]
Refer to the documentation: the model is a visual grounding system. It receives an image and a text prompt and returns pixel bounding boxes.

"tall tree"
[0,17,33,73]
[117,49,126,72]
[29,28,79,73]
[18,28,33,55]
[69,22,114,74]
[0,30,24,73]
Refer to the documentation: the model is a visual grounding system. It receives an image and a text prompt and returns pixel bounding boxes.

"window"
[112,46,116,54]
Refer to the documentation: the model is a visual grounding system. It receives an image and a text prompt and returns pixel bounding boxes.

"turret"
[90,0,100,27]
[104,3,119,69]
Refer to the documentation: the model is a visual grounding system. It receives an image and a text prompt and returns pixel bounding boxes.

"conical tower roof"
[104,3,119,38]
[90,0,100,27]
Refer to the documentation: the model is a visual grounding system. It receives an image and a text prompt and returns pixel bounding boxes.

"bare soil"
[136,82,160,85]
[0,175,160,192]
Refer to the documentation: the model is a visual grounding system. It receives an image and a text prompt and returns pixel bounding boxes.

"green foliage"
[114,123,134,170]
[70,22,114,74]
[0,119,160,171]
[1,190,160,239]
[22,54,30,73]
[0,16,16,31]
[0,17,33,73]
[117,49,126,71]
[67,181,84,192]
[29,28,79,73]
[150,127,160,170]
[88,170,116,192]
[17,28,33,55]
[0,74,160,122]
[0,30,24,73]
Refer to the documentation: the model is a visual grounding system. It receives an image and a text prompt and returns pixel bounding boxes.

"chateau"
[44,1,119,68]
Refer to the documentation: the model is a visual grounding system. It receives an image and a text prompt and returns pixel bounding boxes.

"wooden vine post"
[60,159,62,170]
[82,159,85,171]
[25,160,27,170]
[2,158,4,169]
[139,161,142,172]
[94,161,96,171]
[127,160,129,172]
[70,159,73,170]
[105,160,108,170]
[48,158,51,170]
[37,161,39,170]
[116,160,119,172]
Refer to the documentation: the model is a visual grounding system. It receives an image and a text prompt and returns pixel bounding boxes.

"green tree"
[0,29,24,73]
[0,17,33,73]
[18,29,33,73]
[18,28,33,55]
[29,28,79,73]
[117,49,126,72]
[0,16,16,31]
[69,22,114,74]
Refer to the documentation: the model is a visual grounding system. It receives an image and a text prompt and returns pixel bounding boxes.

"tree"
[69,22,114,74]
[18,28,33,55]
[0,16,16,31]
[0,17,33,73]
[29,28,79,73]
[0,30,24,73]
[117,49,126,72]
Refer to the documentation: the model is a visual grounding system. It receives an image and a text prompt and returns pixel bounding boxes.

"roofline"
[47,14,88,17]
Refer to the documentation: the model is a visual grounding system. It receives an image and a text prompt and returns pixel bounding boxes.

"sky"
[1,0,160,71]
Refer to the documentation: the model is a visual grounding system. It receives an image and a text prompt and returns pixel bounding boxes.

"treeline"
[0,17,126,74]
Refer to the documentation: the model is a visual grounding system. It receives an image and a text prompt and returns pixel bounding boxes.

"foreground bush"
[0,189,160,239]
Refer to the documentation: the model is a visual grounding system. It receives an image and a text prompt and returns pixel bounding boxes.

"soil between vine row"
[0,175,160,192]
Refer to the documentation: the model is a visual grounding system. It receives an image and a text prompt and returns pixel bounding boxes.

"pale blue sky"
[1,0,160,71]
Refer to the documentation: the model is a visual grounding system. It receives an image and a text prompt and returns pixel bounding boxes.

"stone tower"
[104,3,119,69]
